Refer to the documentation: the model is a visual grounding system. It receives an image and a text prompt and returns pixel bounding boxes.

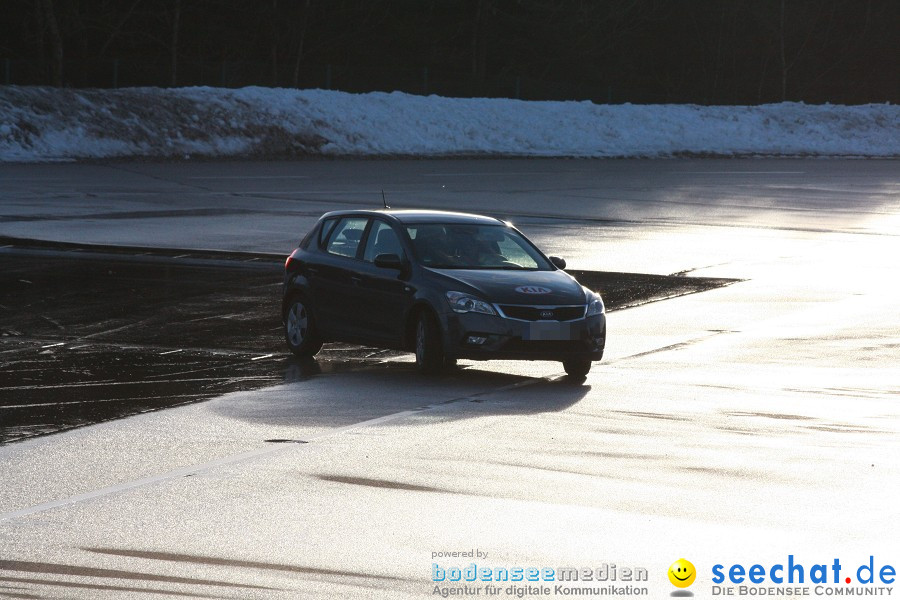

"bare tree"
[170,0,180,86]
[471,0,491,83]
[775,0,829,101]
[270,0,280,85]
[779,0,787,100]
[98,0,143,57]
[291,0,314,88]
[40,0,64,86]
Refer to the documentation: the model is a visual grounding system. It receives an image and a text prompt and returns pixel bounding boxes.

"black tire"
[284,295,323,357]
[563,359,592,378]
[415,311,445,374]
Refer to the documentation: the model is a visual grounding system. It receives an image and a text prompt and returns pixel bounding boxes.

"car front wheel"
[415,312,445,374]
[284,296,323,357]
[562,359,591,379]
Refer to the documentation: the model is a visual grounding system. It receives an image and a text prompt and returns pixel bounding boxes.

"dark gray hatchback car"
[282,209,606,376]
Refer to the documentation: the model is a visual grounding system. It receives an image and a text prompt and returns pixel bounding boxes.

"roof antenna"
[381,189,391,210]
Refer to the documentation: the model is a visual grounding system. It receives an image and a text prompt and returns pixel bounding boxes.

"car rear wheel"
[284,296,323,357]
[415,311,445,374]
[562,359,591,378]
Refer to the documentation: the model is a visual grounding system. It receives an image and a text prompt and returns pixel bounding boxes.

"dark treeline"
[1,0,896,104]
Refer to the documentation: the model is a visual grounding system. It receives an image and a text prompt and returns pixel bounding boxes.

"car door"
[311,216,370,339]
[354,219,414,345]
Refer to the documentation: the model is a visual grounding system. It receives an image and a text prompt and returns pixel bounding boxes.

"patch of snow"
[0,86,897,162]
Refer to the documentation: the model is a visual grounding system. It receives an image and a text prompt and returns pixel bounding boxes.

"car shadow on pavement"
[206,356,590,429]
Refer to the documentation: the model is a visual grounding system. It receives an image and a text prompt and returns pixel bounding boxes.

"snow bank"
[1,85,897,161]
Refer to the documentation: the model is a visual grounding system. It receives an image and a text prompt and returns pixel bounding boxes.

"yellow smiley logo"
[668,558,696,588]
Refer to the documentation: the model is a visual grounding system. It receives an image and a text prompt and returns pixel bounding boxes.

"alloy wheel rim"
[287,302,308,346]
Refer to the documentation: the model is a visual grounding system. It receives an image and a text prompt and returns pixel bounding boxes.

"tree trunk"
[40,0,64,86]
[779,0,787,101]
[471,0,489,84]
[171,0,181,87]
[271,0,279,86]
[291,0,312,88]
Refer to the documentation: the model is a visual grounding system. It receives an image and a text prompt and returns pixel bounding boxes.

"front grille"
[497,305,585,321]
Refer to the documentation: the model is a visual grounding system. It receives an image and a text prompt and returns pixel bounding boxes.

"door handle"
[350,276,362,286]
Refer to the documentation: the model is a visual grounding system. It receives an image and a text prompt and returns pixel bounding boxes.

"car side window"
[318,218,338,247]
[325,217,369,258]
[362,220,404,262]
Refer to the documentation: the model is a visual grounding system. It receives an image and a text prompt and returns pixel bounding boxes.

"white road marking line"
[0,446,291,523]
[0,394,200,409]
[421,171,563,177]
[245,190,364,195]
[80,318,155,340]
[40,343,64,349]
[1,376,273,392]
[250,353,275,361]
[676,171,805,174]
[0,374,551,523]
[159,349,183,355]
[187,176,310,180]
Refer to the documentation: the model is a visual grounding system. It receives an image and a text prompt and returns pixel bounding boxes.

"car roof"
[320,209,506,226]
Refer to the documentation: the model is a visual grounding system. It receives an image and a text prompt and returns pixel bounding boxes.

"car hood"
[426,268,587,305]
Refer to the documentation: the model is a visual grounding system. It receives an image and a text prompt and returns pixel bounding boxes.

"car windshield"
[406,223,552,270]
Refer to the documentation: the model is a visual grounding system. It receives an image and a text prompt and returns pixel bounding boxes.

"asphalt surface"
[0,245,733,445]
[0,159,898,599]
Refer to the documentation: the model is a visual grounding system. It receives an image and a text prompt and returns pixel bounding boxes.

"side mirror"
[549,256,566,270]
[374,253,404,270]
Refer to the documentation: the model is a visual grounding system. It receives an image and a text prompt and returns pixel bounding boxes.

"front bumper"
[440,310,606,362]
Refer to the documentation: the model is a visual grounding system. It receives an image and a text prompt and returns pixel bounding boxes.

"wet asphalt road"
[0,243,734,445]
[0,159,898,599]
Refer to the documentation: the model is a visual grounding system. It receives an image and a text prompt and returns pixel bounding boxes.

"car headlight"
[585,289,605,316]
[446,291,497,315]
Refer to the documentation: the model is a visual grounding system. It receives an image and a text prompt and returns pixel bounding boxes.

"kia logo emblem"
[515,286,551,294]
[539,310,554,319]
